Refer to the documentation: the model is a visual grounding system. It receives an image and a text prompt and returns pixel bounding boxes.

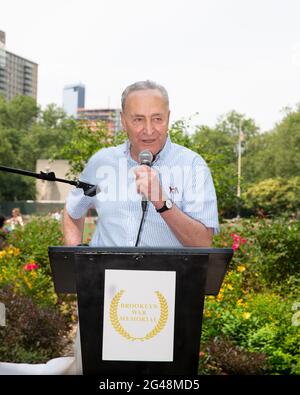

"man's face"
[121,89,170,161]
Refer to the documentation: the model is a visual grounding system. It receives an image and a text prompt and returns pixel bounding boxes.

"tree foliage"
[243,177,300,216]
[0,95,39,130]
[243,105,300,184]
[0,98,73,200]
[57,121,122,177]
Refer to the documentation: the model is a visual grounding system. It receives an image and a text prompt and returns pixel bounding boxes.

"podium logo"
[109,290,168,341]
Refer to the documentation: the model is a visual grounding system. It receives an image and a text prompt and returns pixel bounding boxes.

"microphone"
[138,150,153,167]
[138,150,153,211]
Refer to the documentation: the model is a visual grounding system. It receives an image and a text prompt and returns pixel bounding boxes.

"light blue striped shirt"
[66,136,219,247]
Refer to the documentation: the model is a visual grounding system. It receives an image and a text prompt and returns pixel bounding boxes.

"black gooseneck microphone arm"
[0,165,98,197]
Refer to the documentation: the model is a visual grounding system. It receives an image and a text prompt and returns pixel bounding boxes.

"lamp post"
[236,120,245,218]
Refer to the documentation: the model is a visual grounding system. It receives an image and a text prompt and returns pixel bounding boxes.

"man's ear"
[120,112,126,131]
[167,110,171,126]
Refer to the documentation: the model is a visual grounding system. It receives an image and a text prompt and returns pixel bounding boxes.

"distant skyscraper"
[62,83,85,117]
[0,31,38,101]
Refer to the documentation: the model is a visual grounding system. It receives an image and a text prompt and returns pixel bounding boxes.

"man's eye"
[153,117,163,122]
[133,118,143,123]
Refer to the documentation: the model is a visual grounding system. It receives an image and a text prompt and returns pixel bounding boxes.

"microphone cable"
[135,203,147,247]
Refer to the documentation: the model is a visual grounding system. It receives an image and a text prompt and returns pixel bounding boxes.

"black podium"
[48,247,233,375]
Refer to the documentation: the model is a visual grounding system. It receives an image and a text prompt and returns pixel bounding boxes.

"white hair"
[121,80,169,111]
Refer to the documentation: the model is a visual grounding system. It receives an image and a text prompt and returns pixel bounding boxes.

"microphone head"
[138,150,153,166]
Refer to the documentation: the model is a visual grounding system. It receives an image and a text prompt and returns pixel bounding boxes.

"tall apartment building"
[62,83,85,117]
[77,108,121,134]
[0,31,38,101]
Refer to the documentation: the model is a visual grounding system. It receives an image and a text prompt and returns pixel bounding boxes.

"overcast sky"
[2,0,300,132]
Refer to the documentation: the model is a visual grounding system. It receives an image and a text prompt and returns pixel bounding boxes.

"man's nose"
[144,119,154,135]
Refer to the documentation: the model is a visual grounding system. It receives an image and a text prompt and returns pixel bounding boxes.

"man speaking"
[63,80,219,248]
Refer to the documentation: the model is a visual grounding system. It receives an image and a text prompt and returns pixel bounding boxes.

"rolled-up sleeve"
[66,188,95,219]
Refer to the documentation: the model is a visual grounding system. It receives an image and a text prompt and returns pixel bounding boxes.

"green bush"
[214,218,300,289]
[199,337,269,375]
[254,219,300,285]
[0,245,57,307]
[0,216,77,364]
[243,177,300,216]
[203,287,300,374]
[7,216,63,274]
[0,286,71,363]
[206,219,300,374]
[213,218,264,291]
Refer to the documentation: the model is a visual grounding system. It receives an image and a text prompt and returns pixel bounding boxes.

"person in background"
[51,209,62,221]
[7,208,24,230]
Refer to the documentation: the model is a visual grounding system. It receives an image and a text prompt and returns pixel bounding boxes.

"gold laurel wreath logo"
[109,290,169,341]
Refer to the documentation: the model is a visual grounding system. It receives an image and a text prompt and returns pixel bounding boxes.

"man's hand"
[133,165,213,247]
[133,165,167,209]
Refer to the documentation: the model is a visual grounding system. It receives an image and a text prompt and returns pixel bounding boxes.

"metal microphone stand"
[0,165,99,197]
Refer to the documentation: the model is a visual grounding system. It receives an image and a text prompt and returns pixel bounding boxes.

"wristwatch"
[156,199,173,213]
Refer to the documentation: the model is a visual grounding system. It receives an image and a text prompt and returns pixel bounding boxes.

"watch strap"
[156,200,172,213]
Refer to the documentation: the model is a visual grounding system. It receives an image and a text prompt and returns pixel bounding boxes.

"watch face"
[166,199,173,209]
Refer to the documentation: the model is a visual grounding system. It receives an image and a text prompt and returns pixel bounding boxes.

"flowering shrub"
[0,246,57,307]
[0,217,75,363]
[213,217,300,291]
[200,218,300,374]
[6,216,64,274]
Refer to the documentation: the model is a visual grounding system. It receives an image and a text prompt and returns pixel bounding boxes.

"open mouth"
[142,139,156,144]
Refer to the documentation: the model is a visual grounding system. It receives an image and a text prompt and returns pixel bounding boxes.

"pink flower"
[232,242,239,251]
[230,233,247,248]
[23,263,39,271]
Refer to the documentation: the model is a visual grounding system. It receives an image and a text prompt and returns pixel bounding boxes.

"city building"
[77,108,121,134]
[62,83,85,117]
[0,31,38,101]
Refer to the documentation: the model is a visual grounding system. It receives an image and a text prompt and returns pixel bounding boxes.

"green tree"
[19,104,75,169]
[58,121,117,177]
[216,110,259,139]
[191,125,238,217]
[242,105,300,185]
[0,100,74,200]
[0,128,35,200]
[0,95,39,130]
[267,106,300,178]
[169,119,193,148]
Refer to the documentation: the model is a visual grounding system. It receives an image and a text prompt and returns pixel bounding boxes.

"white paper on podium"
[102,269,176,361]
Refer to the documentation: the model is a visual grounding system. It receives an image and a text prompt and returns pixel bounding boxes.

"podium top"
[49,245,232,254]
[48,246,233,295]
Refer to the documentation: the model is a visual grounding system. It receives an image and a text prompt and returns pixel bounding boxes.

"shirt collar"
[123,134,172,165]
